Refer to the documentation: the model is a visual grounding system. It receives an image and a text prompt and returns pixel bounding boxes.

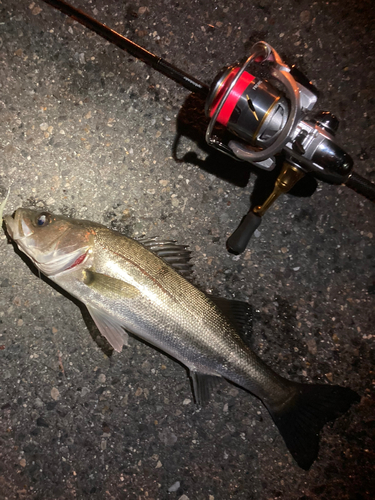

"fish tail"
[266,383,360,470]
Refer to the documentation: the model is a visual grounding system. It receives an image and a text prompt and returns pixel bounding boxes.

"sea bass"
[4,208,359,469]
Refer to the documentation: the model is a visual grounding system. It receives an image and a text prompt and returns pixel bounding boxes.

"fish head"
[4,208,95,276]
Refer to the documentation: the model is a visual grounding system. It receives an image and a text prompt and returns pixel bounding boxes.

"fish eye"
[36,212,51,227]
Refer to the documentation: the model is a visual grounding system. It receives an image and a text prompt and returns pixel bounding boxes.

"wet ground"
[0,0,375,499]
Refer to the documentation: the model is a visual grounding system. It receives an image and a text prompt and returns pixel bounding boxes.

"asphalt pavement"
[0,1,374,499]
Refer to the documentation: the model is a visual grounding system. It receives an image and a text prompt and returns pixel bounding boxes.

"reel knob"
[226,162,305,254]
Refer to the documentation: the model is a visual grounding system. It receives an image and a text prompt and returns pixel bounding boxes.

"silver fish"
[4,208,359,469]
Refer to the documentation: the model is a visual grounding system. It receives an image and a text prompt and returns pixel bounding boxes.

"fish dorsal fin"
[137,237,194,279]
[208,296,253,346]
[190,371,222,406]
[86,304,129,353]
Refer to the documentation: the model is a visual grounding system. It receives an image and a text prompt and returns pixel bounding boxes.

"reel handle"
[227,162,305,254]
[227,212,262,254]
[345,172,375,203]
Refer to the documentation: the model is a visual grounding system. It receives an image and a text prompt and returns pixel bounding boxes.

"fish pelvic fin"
[86,304,129,353]
[266,383,360,470]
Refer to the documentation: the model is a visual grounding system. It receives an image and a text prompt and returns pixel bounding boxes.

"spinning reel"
[204,41,355,253]
[42,0,375,254]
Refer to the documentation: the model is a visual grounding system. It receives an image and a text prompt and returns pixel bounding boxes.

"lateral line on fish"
[101,242,179,303]
[105,244,219,330]
[102,242,210,328]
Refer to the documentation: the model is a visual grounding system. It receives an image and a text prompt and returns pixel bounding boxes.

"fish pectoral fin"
[190,371,222,406]
[86,304,129,353]
[83,269,140,299]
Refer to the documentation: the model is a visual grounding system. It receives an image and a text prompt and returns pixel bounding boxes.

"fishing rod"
[41,0,375,254]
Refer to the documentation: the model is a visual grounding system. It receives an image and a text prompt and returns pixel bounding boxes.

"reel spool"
[206,66,289,152]
[204,42,317,170]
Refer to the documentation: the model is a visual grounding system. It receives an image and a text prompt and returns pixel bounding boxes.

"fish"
[4,208,360,470]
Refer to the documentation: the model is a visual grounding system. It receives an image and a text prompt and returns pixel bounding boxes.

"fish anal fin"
[86,304,129,353]
[267,383,360,470]
[190,371,221,406]
[83,269,140,299]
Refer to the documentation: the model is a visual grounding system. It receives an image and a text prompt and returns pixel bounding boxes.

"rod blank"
[41,0,209,98]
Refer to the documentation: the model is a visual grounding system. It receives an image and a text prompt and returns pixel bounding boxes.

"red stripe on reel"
[209,69,255,127]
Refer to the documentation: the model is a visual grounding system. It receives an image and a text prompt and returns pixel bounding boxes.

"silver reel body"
[205,42,353,184]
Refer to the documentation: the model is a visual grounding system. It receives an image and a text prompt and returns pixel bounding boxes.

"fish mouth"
[4,209,68,251]
[3,211,43,271]
[4,209,91,276]
[3,211,32,241]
